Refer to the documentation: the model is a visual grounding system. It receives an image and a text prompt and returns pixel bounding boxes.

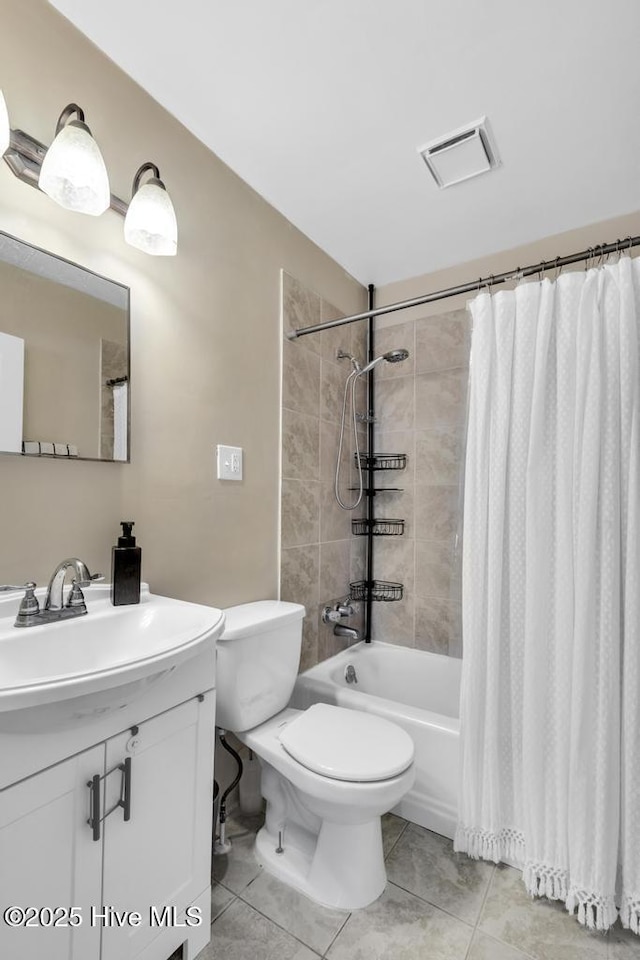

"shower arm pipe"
[286,235,640,341]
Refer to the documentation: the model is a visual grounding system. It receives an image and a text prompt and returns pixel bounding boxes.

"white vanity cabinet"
[0,674,215,960]
[0,742,104,960]
[101,695,214,960]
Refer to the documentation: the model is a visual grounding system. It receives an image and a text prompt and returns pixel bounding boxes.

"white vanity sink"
[0,582,220,960]
[0,583,224,729]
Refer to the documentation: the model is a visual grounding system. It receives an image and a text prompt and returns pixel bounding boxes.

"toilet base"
[254,815,387,910]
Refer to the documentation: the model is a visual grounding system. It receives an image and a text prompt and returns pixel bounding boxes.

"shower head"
[356,348,410,377]
[384,348,410,364]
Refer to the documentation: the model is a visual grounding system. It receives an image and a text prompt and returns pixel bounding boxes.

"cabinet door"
[101,693,214,960]
[0,743,104,960]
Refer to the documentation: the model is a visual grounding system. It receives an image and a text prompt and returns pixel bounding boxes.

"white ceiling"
[49,0,640,286]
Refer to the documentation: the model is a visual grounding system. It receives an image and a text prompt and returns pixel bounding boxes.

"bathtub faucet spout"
[322,599,360,642]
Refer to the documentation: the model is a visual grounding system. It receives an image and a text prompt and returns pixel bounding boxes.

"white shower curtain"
[454,256,640,933]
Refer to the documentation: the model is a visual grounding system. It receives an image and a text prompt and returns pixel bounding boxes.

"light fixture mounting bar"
[4,128,128,216]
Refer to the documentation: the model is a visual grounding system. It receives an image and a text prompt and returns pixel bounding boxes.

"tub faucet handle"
[322,602,355,624]
[322,605,342,624]
[336,603,354,618]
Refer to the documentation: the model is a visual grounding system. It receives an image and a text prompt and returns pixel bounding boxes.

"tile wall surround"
[280,271,368,671]
[372,309,470,657]
[280,272,470,665]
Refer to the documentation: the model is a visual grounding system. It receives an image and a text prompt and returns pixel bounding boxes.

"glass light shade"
[124,181,178,256]
[38,121,110,216]
[0,91,10,156]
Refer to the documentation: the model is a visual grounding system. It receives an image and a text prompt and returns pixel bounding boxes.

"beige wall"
[0,0,364,603]
[373,210,640,655]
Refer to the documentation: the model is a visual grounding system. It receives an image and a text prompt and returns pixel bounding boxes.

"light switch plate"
[217,444,243,481]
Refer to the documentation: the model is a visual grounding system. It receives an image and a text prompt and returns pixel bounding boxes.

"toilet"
[215,600,415,909]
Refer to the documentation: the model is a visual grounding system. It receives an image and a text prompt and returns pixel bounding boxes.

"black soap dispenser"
[111,521,141,606]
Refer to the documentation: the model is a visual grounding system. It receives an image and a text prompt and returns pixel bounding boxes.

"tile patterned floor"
[188,810,640,960]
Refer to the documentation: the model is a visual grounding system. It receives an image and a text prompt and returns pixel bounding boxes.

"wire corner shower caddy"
[350,286,409,640]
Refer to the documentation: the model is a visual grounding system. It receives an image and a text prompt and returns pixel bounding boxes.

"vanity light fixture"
[124,162,177,256]
[38,103,110,216]
[0,91,10,157]
[2,95,178,255]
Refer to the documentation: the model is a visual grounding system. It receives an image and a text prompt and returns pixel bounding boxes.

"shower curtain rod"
[286,234,640,340]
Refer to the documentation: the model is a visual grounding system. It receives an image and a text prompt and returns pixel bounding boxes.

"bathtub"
[290,641,460,840]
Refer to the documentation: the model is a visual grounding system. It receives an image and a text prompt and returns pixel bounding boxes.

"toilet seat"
[278,702,414,782]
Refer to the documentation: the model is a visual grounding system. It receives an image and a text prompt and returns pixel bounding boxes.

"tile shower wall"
[280,272,368,670]
[372,309,470,656]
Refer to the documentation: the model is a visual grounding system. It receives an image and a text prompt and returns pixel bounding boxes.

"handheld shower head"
[384,348,409,364]
[334,345,409,510]
[356,347,410,377]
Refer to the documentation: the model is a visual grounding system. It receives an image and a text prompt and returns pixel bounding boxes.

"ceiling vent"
[418,117,500,189]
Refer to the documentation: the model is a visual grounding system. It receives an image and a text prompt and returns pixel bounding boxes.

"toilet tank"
[215,600,305,732]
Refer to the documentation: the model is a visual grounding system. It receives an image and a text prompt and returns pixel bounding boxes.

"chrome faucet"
[321,600,361,642]
[1,558,103,628]
[44,558,100,611]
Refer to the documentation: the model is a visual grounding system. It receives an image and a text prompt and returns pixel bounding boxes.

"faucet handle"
[322,602,355,624]
[66,573,103,609]
[322,605,342,624]
[336,603,355,618]
[73,573,104,589]
[0,583,34,592]
[66,580,87,610]
[13,582,40,627]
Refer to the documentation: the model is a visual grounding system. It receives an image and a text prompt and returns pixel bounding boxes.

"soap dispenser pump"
[111,521,141,606]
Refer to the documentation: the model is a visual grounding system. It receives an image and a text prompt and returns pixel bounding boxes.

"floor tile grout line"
[383,818,410,862]
[383,879,477,932]
[469,862,496,938]
[464,928,536,960]
[322,910,353,958]
[210,891,239,925]
[211,868,263,904]
[235,887,349,958]
[466,864,537,960]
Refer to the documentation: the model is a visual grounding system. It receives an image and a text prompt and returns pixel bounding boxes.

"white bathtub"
[290,641,460,840]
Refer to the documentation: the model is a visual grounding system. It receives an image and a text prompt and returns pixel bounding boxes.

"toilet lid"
[278,703,414,782]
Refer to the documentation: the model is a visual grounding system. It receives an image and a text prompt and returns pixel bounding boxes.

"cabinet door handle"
[87,774,101,842]
[87,757,131,839]
[120,757,132,822]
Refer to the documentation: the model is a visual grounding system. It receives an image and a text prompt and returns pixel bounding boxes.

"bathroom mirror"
[0,231,130,462]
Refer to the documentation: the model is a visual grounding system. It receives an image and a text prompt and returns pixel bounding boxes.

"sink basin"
[0,583,224,722]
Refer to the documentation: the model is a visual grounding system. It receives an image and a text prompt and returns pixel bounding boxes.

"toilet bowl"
[216,601,415,909]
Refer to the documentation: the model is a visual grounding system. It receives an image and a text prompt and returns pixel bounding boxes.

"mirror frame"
[0,230,131,464]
